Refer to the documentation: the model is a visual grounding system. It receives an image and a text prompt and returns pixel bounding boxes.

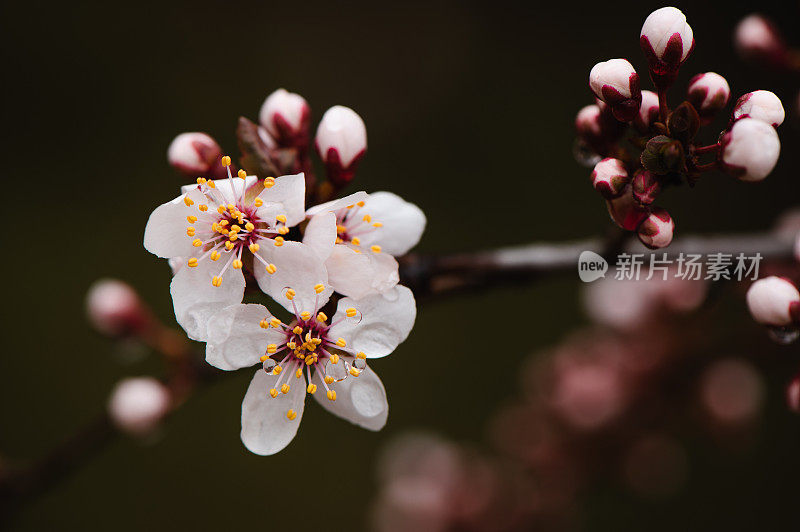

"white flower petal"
[143,189,207,259]
[256,173,306,227]
[170,258,245,341]
[241,369,306,455]
[329,285,416,358]
[303,212,337,262]
[206,304,283,370]
[354,192,426,255]
[305,191,370,217]
[253,241,332,312]
[326,245,399,299]
[312,365,388,431]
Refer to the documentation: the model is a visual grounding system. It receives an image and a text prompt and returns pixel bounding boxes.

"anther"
[317,312,328,323]
[254,198,263,207]
[270,317,281,328]
[278,227,289,235]
[326,390,337,401]
[372,222,383,228]
[286,288,296,300]
[273,365,282,375]
[221,155,231,166]
[300,311,311,321]
[293,326,303,335]
[192,239,203,247]
[197,177,207,185]
[281,384,290,394]
[187,215,197,223]
[356,352,366,359]
[265,263,277,274]
[330,354,340,364]
[363,214,372,222]
[210,251,220,261]
[346,308,357,318]
[286,409,297,420]
[245,222,255,231]
[324,376,335,384]
[225,241,235,250]
[357,201,365,207]
[295,368,303,378]
[314,284,325,294]
[276,214,287,223]
[186,227,195,236]
[273,236,284,247]
[263,177,275,188]
[269,388,279,398]
[351,237,361,246]
[336,338,346,347]
[232,259,243,269]
[307,384,317,394]
[237,169,247,179]
[349,368,360,377]
[199,204,208,212]
[370,245,382,253]
[187,258,198,267]
[211,276,222,287]
[267,344,277,354]
[183,196,194,206]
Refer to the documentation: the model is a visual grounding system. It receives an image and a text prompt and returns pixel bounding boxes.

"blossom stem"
[694,143,720,155]
[658,89,669,124]
[695,161,718,173]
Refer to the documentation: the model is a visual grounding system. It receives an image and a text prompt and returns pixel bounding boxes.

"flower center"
[257,284,368,419]
[334,201,384,253]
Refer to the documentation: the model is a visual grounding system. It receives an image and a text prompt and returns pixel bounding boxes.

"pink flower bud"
[734,15,787,65]
[637,208,674,249]
[746,276,800,327]
[719,118,780,182]
[108,377,171,435]
[687,72,730,119]
[258,88,311,147]
[640,7,694,86]
[167,132,222,176]
[86,279,148,337]
[733,90,785,128]
[606,187,649,231]
[634,90,660,131]
[315,105,367,186]
[787,375,800,414]
[591,158,629,198]
[631,170,661,206]
[589,59,641,122]
[576,104,603,139]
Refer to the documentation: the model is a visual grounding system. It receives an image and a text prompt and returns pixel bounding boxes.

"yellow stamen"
[273,365,282,375]
[314,283,325,294]
[265,263,277,274]
[183,196,194,206]
[293,326,303,335]
[254,198,263,207]
[192,238,203,247]
[197,177,207,185]
[281,384,290,394]
[286,288,296,300]
[356,352,366,359]
[187,215,198,223]
[267,344,277,354]
[349,368,360,377]
[351,237,361,246]
[259,320,269,329]
[336,338,346,347]
[270,317,281,328]
[336,224,347,234]
[269,388,279,398]
[295,368,303,378]
[276,214,287,223]
[221,155,232,166]
[278,226,289,235]
[186,227,196,236]
[326,390,337,401]
[263,177,275,188]
[324,376,334,384]
[237,169,247,179]
[346,308,357,318]
[217,205,226,214]
[210,250,220,261]
[245,222,255,231]
[207,181,215,189]
[232,259,243,269]
[372,222,383,228]
[357,201,365,207]
[225,241,235,250]
[211,276,222,287]
[287,341,297,350]
[363,214,372,223]
[330,354,340,364]
[187,258,198,267]
[286,409,297,420]
[371,245,382,253]
[307,384,317,394]
[300,311,311,321]
[199,204,208,212]
[273,236,284,247]
[249,243,260,253]
[317,312,328,323]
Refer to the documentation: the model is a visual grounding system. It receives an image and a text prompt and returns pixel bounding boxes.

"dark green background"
[3,0,799,530]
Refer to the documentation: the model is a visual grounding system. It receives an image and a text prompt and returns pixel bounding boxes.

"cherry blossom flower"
[634,90,660,132]
[204,284,416,455]
[591,158,629,199]
[306,191,426,299]
[143,157,333,339]
[636,208,674,249]
[589,59,641,122]
[640,7,694,85]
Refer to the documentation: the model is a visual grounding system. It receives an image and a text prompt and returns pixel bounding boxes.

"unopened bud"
[719,118,780,182]
[576,104,603,140]
[606,187,649,231]
[640,7,694,87]
[666,101,700,144]
[591,158,629,199]
[258,88,311,147]
[746,276,800,327]
[108,377,171,435]
[641,135,684,175]
[687,73,730,120]
[315,105,367,186]
[634,90,660,132]
[787,375,800,414]
[167,132,222,176]
[589,59,642,122]
[631,170,661,206]
[86,279,148,337]
[734,15,787,66]
[733,90,785,128]
[637,208,674,249]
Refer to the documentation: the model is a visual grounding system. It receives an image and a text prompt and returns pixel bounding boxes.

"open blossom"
[639,7,694,82]
[258,88,310,146]
[719,118,781,182]
[315,105,367,186]
[590,158,629,199]
[306,192,426,299]
[167,132,223,177]
[687,73,730,119]
[746,276,800,327]
[733,90,785,128]
[143,158,333,339]
[205,284,416,455]
[589,59,641,122]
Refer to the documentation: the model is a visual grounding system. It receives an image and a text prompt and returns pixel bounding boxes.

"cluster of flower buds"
[746,276,800,344]
[577,6,784,249]
[144,89,425,454]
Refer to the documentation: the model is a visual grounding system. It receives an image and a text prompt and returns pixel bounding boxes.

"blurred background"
[2,0,799,530]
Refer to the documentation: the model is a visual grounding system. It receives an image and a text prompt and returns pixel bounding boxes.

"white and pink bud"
[86,279,148,337]
[589,59,642,122]
[315,105,367,186]
[637,208,674,249]
[591,158,629,199]
[787,375,800,414]
[687,72,730,120]
[733,90,785,128]
[576,105,603,140]
[719,118,780,182]
[606,187,649,231]
[258,88,311,147]
[634,90,660,132]
[631,170,661,206]
[167,132,223,177]
[639,7,694,87]
[734,15,787,66]
[746,276,800,327]
[108,377,171,436]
